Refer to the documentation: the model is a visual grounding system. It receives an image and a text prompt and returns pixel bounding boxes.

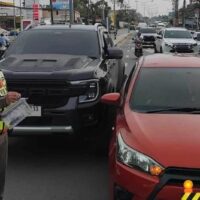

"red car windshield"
[130,67,200,112]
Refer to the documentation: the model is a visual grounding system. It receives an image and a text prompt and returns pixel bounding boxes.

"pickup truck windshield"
[140,28,156,33]
[6,29,100,58]
[164,30,192,39]
[130,68,200,113]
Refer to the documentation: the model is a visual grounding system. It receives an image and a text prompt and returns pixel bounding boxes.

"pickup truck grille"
[143,36,155,42]
[171,44,193,53]
[170,45,193,53]
[6,79,87,108]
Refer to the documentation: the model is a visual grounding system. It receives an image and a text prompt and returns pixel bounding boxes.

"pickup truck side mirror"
[156,35,163,39]
[107,47,123,59]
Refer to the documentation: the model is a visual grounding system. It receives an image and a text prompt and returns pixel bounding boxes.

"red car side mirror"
[101,93,121,105]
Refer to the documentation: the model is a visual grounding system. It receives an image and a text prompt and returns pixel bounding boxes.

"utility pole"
[135,0,138,11]
[143,3,146,18]
[19,0,22,30]
[50,0,54,24]
[113,0,116,29]
[69,0,74,27]
[182,0,186,27]
[102,0,105,23]
[174,0,179,26]
[87,0,90,25]
[13,0,16,29]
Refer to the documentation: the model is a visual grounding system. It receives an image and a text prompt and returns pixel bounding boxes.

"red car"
[101,54,200,200]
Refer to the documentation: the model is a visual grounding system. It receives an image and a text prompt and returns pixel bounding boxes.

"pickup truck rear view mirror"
[107,47,123,59]
[157,35,163,39]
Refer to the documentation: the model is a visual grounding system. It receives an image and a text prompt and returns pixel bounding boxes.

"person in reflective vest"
[0,71,21,200]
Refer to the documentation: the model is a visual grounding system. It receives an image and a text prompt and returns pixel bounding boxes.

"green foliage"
[74,0,111,24]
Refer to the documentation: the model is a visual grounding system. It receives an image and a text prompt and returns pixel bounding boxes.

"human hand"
[5,91,21,105]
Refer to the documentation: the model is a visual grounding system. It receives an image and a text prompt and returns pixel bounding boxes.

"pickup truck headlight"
[78,80,99,103]
[165,43,173,47]
[117,133,164,176]
[192,43,198,47]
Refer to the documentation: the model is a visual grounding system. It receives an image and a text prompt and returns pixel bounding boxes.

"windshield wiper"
[88,56,97,59]
[144,107,200,113]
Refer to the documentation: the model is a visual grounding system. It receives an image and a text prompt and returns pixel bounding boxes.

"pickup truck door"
[102,32,118,91]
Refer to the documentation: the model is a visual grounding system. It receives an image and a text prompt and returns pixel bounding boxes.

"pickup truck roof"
[30,24,105,32]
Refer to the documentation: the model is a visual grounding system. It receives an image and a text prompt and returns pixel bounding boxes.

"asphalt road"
[4,36,154,200]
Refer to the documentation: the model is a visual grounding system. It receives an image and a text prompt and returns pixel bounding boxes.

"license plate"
[29,105,41,117]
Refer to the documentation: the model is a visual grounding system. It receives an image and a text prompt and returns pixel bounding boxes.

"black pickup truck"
[0,24,125,135]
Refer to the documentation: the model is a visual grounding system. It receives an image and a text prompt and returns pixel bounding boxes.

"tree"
[74,0,89,21]
[74,0,111,24]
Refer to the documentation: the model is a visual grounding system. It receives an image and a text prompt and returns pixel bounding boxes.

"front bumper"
[10,97,101,135]
[113,162,200,200]
[142,41,155,45]
[163,44,198,53]
[12,126,73,134]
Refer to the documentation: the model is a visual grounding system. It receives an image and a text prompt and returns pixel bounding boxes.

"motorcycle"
[0,45,7,59]
[134,38,143,58]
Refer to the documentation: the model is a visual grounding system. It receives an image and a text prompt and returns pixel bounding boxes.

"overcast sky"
[106,0,191,17]
[114,0,191,17]
[8,0,191,17]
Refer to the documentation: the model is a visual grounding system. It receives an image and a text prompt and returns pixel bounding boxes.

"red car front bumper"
[111,161,200,200]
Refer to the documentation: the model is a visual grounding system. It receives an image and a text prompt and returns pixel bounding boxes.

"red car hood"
[123,109,200,168]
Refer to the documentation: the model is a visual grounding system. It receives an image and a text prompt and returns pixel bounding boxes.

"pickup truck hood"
[0,54,101,81]
[164,38,196,44]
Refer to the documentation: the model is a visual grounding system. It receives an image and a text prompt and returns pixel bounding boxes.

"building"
[42,10,81,24]
[0,1,21,30]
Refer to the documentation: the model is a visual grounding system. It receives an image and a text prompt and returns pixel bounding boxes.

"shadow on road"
[5,133,110,200]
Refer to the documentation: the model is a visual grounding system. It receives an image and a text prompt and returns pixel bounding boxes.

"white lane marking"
[125,63,128,68]
[126,55,129,58]
[127,50,130,53]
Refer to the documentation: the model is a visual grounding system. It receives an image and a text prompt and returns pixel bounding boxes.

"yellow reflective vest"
[0,71,7,134]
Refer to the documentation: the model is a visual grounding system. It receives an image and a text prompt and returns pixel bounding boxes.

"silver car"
[155,27,198,53]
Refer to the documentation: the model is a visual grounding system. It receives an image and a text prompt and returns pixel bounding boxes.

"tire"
[89,104,115,155]
[116,62,125,92]
[154,45,158,53]
[160,47,163,53]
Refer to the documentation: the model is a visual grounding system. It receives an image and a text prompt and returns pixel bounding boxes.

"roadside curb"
[114,33,132,46]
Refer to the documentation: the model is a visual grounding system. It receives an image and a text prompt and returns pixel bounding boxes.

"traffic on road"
[1,7,200,200]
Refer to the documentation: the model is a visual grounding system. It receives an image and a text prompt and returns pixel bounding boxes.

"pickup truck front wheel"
[117,63,125,92]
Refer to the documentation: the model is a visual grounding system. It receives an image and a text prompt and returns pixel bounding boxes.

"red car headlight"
[117,133,165,176]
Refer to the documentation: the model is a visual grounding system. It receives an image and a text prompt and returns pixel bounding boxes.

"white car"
[155,28,198,53]
[140,27,158,46]
[193,32,200,53]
